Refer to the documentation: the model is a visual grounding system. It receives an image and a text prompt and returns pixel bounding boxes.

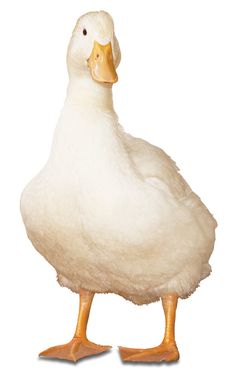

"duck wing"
[123,133,192,200]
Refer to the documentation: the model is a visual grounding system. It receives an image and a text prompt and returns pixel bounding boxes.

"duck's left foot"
[119,342,179,363]
[39,337,112,362]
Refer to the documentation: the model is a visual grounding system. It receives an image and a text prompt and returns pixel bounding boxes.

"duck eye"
[83,29,87,36]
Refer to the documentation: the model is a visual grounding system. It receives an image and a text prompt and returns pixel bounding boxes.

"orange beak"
[87,41,118,84]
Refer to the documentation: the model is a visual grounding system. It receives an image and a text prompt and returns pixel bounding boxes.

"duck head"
[67,11,121,85]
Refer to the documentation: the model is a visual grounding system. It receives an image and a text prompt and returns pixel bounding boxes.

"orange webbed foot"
[39,337,112,362]
[119,342,179,363]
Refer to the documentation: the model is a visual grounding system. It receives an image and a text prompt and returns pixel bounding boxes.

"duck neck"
[65,73,115,112]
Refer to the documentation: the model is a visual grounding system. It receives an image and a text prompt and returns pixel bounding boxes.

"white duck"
[21,11,217,363]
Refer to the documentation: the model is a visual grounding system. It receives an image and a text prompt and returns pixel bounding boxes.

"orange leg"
[39,288,111,362]
[119,294,179,362]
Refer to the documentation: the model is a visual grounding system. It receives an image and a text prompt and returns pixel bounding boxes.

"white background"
[0,0,235,368]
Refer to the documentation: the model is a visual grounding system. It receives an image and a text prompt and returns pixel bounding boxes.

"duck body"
[21,75,216,304]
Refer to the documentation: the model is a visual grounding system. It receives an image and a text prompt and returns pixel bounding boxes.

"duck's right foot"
[39,337,112,362]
